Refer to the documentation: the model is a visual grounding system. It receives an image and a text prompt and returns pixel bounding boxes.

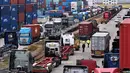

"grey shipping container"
[91,32,110,57]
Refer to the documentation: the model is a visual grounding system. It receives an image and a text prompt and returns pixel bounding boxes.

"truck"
[79,20,99,41]
[63,65,88,73]
[44,21,54,37]
[19,24,41,45]
[94,68,120,73]
[9,50,34,73]
[91,31,110,57]
[61,33,75,60]
[76,59,99,73]
[102,53,119,68]
[0,31,18,57]
[32,35,62,73]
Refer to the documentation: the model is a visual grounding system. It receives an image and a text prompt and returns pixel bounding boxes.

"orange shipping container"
[22,24,40,38]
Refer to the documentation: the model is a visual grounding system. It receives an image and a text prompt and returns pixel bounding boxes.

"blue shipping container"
[3,0,10,5]
[1,16,10,24]
[33,3,37,11]
[58,6,62,10]
[11,23,18,31]
[0,0,2,5]
[26,0,31,4]
[33,11,37,19]
[1,24,11,32]
[1,5,10,15]
[25,12,33,24]
[11,5,18,16]
[62,2,70,6]
[11,16,18,24]
[18,5,25,12]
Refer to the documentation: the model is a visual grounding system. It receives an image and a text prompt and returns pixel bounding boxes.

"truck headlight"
[47,63,52,66]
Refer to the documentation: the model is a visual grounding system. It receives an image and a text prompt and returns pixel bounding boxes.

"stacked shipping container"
[0,0,39,34]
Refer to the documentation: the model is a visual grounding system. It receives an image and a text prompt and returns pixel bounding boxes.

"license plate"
[95,51,101,55]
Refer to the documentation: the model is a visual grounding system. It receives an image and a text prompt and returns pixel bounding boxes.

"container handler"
[19,24,41,45]
[61,33,75,60]
[9,50,34,73]
[0,31,18,57]
[32,35,62,73]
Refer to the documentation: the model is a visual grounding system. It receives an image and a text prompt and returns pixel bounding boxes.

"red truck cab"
[94,68,120,73]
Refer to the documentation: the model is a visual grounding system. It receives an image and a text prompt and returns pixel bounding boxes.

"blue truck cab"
[102,53,119,68]
[19,27,32,45]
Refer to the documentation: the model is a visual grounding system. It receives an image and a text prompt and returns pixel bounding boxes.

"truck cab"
[9,50,34,73]
[19,27,32,45]
[102,53,119,68]
[63,65,88,73]
[94,68,120,73]
[44,21,54,37]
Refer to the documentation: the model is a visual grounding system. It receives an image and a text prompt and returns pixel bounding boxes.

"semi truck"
[0,31,18,57]
[91,31,110,57]
[19,24,40,45]
[32,35,62,73]
[79,20,99,41]
[9,50,34,73]
[61,33,75,60]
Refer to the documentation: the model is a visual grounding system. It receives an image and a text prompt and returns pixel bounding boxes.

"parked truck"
[61,33,75,60]
[32,35,62,73]
[0,31,18,57]
[19,24,40,45]
[9,50,34,73]
[91,31,110,57]
[79,20,99,41]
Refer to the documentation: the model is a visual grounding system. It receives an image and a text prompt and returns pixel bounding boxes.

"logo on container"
[3,19,8,22]
[12,8,16,11]
[12,17,16,20]
[4,0,8,2]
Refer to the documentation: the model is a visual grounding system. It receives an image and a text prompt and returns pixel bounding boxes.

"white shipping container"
[71,2,78,12]
[91,32,110,51]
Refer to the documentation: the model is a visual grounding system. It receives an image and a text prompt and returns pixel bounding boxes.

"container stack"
[0,0,38,34]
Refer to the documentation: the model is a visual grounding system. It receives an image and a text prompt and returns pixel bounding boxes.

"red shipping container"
[32,19,38,24]
[79,22,93,36]
[18,0,25,4]
[18,12,25,23]
[62,6,65,10]
[120,18,130,69]
[11,0,18,4]
[26,4,33,12]
[62,0,66,2]
[22,24,40,38]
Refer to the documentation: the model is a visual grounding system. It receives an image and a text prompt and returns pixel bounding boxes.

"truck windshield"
[20,33,29,37]
[45,24,53,28]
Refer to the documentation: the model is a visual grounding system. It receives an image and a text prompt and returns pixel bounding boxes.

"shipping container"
[32,11,37,19]
[18,4,25,12]
[25,12,33,24]
[120,18,130,69]
[33,3,37,11]
[18,12,25,22]
[91,32,110,57]
[79,22,93,36]
[1,15,11,24]
[1,24,11,32]
[1,5,10,15]
[26,0,31,4]
[25,4,33,12]
[11,5,18,16]
[18,0,25,4]
[0,0,2,5]
[11,16,18,24]
[3,0,10,5]
[22,24,40,38]
[11,0,18,4]
[11,23,18,31]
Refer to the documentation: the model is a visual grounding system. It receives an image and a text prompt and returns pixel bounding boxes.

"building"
[103,0,118,5]
[96,0,130,4]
